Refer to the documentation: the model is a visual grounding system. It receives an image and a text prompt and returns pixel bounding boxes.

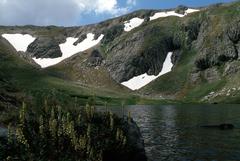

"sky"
[0,0,236,26]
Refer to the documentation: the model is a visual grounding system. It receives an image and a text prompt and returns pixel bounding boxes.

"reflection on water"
[102,104,240,161]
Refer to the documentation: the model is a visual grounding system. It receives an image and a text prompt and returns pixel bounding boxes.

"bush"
[1,102,128,161]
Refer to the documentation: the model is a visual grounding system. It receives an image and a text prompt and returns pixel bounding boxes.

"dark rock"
[103,119,147,161]
[175,5,188,15]
[102,24,124,45]
[201,124,234,130]
[73,34,87,45]
[27,37,62,58]
[86,50,103,67]
[94,32,102,40]
[195,56,211,71]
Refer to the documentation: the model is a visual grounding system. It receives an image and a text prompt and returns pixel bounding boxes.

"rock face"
[105,24,181,82]
[194,18,240,71]
[187,13,240,89]
[103,119,147,161]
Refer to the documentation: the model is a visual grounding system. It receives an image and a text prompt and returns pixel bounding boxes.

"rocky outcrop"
[73,34,87,45]
[103,118,147,161]
[201,124,234,130]
[27,37,63,58]
[85,49,103,67]
[194,17,240,71]
[175,5,188,14]
[105,23,181,82]
[101,24,124,45]
[105,31,144,82]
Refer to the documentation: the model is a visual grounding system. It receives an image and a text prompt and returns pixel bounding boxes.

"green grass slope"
[0,36,144,125]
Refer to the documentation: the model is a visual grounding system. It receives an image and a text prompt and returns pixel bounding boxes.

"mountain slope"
[139,1,240,103]
[0,35,140,125]
[0,1,240,104]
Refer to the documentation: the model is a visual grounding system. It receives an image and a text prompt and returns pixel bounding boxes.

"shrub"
[1,102,129,161]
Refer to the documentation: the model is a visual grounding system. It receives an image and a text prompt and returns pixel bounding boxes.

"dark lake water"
[103,104,240,161]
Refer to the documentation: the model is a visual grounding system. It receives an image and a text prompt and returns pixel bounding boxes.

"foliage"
[1,102,129,161]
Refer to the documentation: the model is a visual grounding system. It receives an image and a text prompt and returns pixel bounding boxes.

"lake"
[104,104,240,161]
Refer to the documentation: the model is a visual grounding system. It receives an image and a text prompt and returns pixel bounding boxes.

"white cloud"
[74,0,128,15]
[0,0,130,26]
[127,0,137,6]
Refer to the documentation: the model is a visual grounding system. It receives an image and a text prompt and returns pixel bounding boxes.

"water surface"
[104,104,240,161]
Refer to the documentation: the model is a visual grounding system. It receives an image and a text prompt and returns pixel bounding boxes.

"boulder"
[201,124,234,130]
[103,118,147,161]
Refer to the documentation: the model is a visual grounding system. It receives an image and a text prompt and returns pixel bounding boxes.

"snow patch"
[150,11,184,21]
[33,33,104,68]
[1,34,36,52]
[185,8,200,14]
[124,17,144,32]
[150,8,200,21]
[121,52,174,90]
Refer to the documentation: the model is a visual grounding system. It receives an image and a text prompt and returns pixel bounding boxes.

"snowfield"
[33,33,104,68]
[185,8,200,14]
[150,8,200,21]
[123,8,200,31]
[2,33,104,68]
[2,34,36,52]
[121,52,174,90]
[124,17,144,32]
[150,11,184,21]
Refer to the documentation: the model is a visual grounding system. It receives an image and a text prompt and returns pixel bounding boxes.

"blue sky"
[0,0,236,26]
[80,0,235,25]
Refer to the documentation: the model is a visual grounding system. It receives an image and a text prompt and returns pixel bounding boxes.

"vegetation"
[0,102,132,161]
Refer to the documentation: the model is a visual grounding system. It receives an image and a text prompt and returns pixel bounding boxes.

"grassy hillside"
[0,36,159,125]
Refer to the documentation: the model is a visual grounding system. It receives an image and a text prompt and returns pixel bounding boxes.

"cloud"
[127,0,137,6]
[74,0,127,14]
[0,0,130,26]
